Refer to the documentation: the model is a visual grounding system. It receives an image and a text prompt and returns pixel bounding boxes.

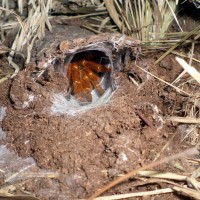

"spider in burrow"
[66,53,112,103]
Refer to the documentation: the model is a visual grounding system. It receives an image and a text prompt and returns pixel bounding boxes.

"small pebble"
[104,123,113,134]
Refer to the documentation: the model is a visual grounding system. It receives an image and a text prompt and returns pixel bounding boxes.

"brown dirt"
[0,25,199,200]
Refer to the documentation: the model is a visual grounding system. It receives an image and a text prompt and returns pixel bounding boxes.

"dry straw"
[1,0,52,64]
[89,147,199,199]
[104,0,179,41]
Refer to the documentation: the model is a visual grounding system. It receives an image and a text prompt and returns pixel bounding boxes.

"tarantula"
[67,59,111,103]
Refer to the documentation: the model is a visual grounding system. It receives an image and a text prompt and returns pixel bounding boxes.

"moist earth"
[0,26,199,200]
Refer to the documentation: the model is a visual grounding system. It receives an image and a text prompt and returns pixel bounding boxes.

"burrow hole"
[66,50,115,105]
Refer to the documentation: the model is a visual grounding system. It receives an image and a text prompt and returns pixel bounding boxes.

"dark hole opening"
[70,50,110,66]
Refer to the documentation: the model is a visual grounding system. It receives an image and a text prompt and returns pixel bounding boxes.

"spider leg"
[71,63,87,102]
[83,67,105,96]
[81,60,111,73]
[81,70,93,102]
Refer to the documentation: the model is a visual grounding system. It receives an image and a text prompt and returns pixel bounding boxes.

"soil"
[0,25,199,200]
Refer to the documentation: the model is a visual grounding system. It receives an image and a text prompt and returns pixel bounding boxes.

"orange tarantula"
[67,59,111,103]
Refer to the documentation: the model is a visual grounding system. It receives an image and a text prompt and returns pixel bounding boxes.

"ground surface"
[0,25,199,200]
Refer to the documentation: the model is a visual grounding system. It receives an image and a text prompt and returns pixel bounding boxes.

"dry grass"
[104,0,179,39]
[89,148,199,199]
[0,0,52,82]
[0,0,199,59]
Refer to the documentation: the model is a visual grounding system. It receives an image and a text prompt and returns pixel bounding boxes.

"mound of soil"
[0,25,198,199]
